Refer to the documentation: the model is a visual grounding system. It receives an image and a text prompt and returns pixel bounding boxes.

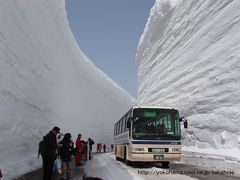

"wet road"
[105,152,239,180]
[14,160,85,180]
[15,152,240,180]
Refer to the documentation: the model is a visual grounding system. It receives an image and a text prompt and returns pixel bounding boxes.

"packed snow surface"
[137,0,240,157]
[0,0,134,179]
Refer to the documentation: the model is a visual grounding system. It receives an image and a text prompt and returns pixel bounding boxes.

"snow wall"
[137,0,240,154]
[0,0,134,178]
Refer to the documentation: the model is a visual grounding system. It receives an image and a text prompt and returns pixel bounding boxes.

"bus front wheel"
[124,148,131,166]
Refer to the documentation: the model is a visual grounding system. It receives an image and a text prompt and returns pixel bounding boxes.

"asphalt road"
[14,153,240,180]
[14,160,86,180]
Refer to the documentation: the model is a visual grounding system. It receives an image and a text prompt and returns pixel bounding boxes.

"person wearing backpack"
[42,126,62,180]
[87,138,94,160]
[59,133,74,180]
[38,139,44,159]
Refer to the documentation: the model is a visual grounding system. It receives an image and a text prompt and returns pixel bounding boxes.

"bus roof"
[131,105,178,110]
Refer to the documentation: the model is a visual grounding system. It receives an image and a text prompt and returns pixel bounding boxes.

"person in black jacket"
[87,138,94,160]
[59,133,74,179]
[103,144,106,153]
[42,126,62,180]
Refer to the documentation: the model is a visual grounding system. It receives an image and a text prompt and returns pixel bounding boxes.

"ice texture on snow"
[137,0,240,156]
[0,0,134,178]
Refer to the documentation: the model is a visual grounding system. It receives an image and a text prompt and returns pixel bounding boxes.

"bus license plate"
[154,155,164,160]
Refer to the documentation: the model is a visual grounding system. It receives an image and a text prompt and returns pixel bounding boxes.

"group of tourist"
[38,126,94,180]
[96,143,114,153]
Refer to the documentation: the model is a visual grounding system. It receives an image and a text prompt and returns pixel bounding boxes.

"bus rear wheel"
[161,162,169,168]
[116,156,121,161]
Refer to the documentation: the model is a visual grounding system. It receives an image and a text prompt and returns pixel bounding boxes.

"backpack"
[38,140,46,156]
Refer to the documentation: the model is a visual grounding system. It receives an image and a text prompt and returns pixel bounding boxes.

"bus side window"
[120,119,123,134]
[124,116,127,131]
[126,111,131,128]
[122,117,125,132]
[117,122,120,135]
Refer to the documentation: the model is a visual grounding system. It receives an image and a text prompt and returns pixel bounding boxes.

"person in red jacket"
[75,134,83,166]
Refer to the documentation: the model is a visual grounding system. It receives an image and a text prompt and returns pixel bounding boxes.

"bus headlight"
[132,148,144,152]
[172,148,181,152]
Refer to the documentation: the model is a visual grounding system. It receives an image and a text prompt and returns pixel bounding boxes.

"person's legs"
[42,156,55,180]
[49,157,55,180]
[66,161,71,178]
[42,157,47,180]
[61,161,66,179]
[75,154,81,166]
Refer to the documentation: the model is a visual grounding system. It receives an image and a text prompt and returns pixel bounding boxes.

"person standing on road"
[96,143,100,153]
[75,134,83,166]
[99,143,102,153]
[87,138,94,160]
[103,144,106,153]
[0,168,2,179]
[42,126,62,180]
[59,133,74,180]
[111,144,114,152]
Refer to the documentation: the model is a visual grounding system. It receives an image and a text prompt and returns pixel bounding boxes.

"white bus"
[114,105,187,167]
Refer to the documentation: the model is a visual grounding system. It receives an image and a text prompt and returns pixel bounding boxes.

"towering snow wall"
[0,0,134,178]
[137,0,240,153]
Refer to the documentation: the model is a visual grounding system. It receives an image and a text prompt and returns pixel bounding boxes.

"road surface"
[86,153,239,180]
[15,152,240,180]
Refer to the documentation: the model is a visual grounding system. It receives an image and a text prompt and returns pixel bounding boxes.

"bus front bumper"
[129,153,181,162]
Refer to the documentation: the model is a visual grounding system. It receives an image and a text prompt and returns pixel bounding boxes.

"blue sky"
[65,0,155,97]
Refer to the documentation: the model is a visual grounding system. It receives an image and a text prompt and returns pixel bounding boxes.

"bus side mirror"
[179,117,183,122]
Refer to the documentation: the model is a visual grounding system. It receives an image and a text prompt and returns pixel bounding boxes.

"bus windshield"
[132,108,181,140]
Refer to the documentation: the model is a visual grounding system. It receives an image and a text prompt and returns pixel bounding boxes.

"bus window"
[117,122,120,135]
[122,116,126,132]
[124,116,127,130]
[120,119,123,134]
